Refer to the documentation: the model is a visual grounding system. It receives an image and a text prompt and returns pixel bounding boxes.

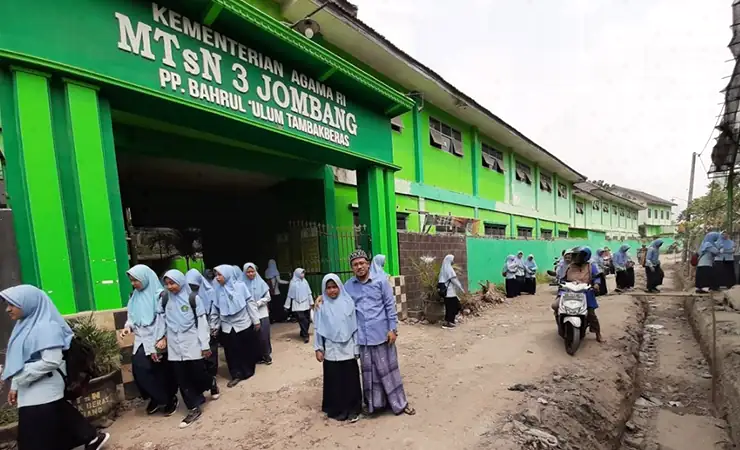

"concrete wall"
[398,232,467,314]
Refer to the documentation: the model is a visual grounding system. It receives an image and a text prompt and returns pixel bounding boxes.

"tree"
[677,179,740,249]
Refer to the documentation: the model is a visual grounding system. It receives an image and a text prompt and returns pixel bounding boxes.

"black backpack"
[437,281,451,299]
[160,291,199,327]
[57,336,96,401]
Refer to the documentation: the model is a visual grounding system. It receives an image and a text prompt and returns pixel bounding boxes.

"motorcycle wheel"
[565,323,581,356]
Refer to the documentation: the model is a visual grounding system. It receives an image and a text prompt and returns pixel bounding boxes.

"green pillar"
[357,166,389,258]
[471,127,480,197]
[54,80,123,311]
[411,99,424,183]
[0,67,76,313]
[534,166,540,211]
[535,218,541,239]
[509,215,515,238]
[383,170,399,276]
[320,165,340,273]
[99,98,131,305]
[507,152,515,204]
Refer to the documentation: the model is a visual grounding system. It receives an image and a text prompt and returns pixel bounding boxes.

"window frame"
[539,172,553,193]
[592,200,600,211]
[483,223,507,238]
[515,161,533,185]
[647,209,651,218]
[429,117,464,157]
[481,142,505,173]
[541,229,553,240]
[557,183,568,199]
[396,212,408,231]
[558,231,569,238]
[517,226,534,239]
[575,201,584,215]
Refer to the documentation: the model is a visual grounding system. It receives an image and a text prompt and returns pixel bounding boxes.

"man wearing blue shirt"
[344,250,416,416]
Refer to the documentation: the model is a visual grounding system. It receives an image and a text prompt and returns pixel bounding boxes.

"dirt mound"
[476,297,647,449]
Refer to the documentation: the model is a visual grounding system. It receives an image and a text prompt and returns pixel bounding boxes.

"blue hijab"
[647,239,663,265]
[370,254,388,279]
[699,232,721,254]
[162,269,204,333]
[524,255,537,274]
[287,268,312,301]
[213,265,249,316]
[315,274,357,343]
[613,245,630,266]
[233,265,248,283]
[243,262,270,300]
[1,285,74,380]
[186,268,215,313]
[126,264,163,327]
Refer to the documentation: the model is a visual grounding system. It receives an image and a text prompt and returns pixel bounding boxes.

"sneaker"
[349,414,360,423]
[227,378,242,388]
[85,432,110,450]
[303,337,309,344]
[179,407,202,429]
[210,377,221,400]
[164,396,179,417]
[146,399,161,415]
[263,356,273,365]
[442,322,456,329]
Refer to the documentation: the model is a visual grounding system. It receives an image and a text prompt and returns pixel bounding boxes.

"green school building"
[0,0,676,314]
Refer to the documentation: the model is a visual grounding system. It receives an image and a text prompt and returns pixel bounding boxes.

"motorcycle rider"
[551,246,603,343]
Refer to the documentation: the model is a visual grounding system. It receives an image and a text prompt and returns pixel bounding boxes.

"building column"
[53,80,125,311]
[411,99,424,183]
[471,127,480,197]
[357,166,390,260]
[0,67,76,313]
[320,165,340,274]
[383,170,399,276]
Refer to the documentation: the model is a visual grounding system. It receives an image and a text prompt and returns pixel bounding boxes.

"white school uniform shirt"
[125,313,166,356]
[10,349,66,408]
[161,295,211,361]
[211,300,260,334]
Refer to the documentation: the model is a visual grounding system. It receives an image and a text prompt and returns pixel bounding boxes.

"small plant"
[535,272,550,284]
[67,314,121,378]
[411,256,443,303]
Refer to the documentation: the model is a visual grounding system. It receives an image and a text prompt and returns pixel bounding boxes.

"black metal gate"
[277,221,371,291]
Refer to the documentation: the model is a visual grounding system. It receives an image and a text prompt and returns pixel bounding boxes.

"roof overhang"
[574,182,644,209]
[276,0,586,183]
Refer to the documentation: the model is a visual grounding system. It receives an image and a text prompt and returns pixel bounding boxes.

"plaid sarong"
[359,343,408,414]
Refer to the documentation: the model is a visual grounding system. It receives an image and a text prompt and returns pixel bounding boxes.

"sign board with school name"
[0,0,394,165]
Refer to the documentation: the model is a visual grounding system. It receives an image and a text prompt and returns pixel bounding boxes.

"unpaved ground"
[620,266,731,450]
[104,277,648,450]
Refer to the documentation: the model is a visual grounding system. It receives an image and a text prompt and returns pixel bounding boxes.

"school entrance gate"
[0,0,411,314]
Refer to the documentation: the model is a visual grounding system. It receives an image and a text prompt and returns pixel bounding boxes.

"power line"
[698,154,710,174]
[699,104,725,158]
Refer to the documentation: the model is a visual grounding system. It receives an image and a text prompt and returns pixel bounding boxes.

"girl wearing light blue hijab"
[212,264,261,388]
[244,263,273,364]
[716,232,736,289]
[186,268,220,379]
[370,254,388,280]
[1,285,109,450]
[696,232,721,293]
[613,245,635,292]
[592,249,608,297]
[285,268,314,343]
[523,255,538,295]
[438,254,464,328]
[160,269,216,429]
[502,255,520,298]
[123,264,178,417]
[645,239,664,293]
[313,274,362,422]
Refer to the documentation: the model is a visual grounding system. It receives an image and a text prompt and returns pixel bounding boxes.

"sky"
[350,0,732,212]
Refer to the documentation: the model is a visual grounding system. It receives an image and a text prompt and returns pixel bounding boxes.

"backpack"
[57,336,96,401]
[160,291,199,327]
[690,252,699,267]
[436,281,451,299]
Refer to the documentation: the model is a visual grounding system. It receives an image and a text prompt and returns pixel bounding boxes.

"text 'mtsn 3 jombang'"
[114,3,359,147]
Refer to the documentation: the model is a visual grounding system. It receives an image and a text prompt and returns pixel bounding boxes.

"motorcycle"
[555,281,590,355]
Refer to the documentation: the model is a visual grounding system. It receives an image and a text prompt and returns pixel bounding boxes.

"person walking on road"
[644,239,664,293]
[285,268,314,343]
[438,254,464,329]
[697,232,721,294]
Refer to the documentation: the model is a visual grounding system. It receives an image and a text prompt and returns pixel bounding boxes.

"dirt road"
[103,276,654,450]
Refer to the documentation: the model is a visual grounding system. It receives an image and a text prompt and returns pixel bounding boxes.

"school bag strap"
[160,291,200,327]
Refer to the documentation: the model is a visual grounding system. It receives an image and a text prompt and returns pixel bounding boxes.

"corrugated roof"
[609,185,676,207]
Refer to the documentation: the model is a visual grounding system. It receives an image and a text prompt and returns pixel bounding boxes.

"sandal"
[403,405,416,416]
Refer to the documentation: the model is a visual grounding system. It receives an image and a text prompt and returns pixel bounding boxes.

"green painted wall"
[479,208,510,225]
[425,199,475,219]
[420,105,473,195]
[554,176,572,223]
[466,236,676,289]
[391,112,416,182]
[478,137,506,202]
[396,194,420,232]
[511,155,536,210]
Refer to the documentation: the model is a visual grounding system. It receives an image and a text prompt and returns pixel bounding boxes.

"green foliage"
[678,180,740,248]
[67,314,121,378]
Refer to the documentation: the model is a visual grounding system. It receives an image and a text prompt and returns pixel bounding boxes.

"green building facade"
[0,0,676,313]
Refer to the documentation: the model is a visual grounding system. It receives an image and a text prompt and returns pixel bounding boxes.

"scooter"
[555,282,590,356]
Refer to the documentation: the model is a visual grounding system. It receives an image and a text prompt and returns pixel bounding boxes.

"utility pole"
[684,152,697,269]
[728,166,735,234]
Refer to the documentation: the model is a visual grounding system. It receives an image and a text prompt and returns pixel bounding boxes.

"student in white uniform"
[285,268,314,343]
[438,254,464,329]
[212,265,261,387]
[1,285,110,450]
[244,263,273,365]
[160,269,218,429]
[122,264,177,416]
[186,268,220,381]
